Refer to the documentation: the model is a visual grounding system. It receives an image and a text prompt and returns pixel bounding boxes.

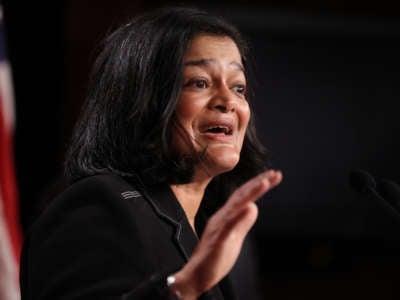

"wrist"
[168,269,200,300]
[167,275,183,299]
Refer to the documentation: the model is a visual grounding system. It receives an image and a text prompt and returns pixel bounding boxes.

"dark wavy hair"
[64,6,268,209]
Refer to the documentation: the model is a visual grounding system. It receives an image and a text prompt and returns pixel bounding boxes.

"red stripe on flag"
[0,91,22,265]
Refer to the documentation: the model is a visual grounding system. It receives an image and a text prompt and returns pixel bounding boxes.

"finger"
[226,170,282,211]
[213,170,281,226]
[267,170,283,187]
[220,202,258,240]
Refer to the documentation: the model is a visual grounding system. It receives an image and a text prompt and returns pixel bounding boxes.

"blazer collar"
[128,175,199,261]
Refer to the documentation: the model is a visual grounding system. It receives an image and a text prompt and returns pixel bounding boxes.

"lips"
[199,120,235,142]
[204,125,232,135]
[200,121,234,135]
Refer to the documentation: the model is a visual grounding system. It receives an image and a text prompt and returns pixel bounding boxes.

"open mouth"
[203,125,233,135]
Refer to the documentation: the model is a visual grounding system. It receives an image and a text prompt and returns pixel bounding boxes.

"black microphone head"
[349,169,377,194]
[378,179,400,209]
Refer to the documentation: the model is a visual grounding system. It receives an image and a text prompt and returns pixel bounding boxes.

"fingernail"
[261,173,271,185]
[267,170,275,177]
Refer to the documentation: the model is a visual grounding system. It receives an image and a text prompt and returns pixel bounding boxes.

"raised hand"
[172,170,283,299]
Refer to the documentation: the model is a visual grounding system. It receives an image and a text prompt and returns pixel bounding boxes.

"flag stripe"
[0,4,22,299]
[0,97,22,263]
[0,61,15,130]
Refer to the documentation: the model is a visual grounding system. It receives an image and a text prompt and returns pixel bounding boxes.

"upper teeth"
[207,126,230,133]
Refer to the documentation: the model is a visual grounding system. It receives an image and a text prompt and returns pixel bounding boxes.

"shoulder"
[27,173,148,236]
[52,173,140,208]
[61,173,138,198]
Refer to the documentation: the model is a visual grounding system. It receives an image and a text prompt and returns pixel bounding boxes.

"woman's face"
[173,34,250,179]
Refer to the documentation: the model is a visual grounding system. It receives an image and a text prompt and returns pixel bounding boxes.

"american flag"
[0,4,22,300]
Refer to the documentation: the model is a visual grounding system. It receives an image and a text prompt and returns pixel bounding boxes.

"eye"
[233,84,246,96]
[184,78,209,89]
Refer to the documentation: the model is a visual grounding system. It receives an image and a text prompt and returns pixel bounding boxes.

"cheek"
[172,96,203,154]
[239,103,251,132]
[176,91,205,116]
[236,104,250,150]
[175,96,204,127]
[175,94,205,135]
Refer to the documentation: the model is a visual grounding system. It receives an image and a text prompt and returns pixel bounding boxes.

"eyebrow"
[183,58,244,72]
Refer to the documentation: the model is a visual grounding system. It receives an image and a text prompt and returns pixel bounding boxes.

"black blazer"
[20,173,236,299]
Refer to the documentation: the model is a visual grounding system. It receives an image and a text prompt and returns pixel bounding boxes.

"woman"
[20,6,282,300]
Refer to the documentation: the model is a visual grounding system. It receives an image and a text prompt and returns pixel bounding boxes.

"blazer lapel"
[135,180,199,261]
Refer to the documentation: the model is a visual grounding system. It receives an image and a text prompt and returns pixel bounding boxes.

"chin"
[205,153,240,176]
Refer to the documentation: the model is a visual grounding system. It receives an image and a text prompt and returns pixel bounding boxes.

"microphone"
[378,179,400,213]
[349,169,400,215]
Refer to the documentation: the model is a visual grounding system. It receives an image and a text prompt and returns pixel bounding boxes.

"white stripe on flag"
[0,63,15,130]
[0,193,20,300]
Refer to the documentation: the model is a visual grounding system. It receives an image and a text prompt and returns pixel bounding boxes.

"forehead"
[184,35,242,62]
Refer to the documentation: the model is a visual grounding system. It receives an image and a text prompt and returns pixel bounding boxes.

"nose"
[209,85,236,113]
